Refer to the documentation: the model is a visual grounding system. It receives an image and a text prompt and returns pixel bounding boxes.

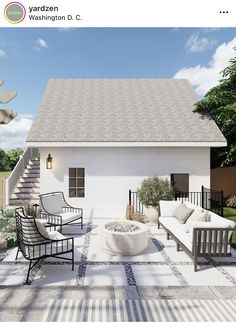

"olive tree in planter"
[137,176,174,223]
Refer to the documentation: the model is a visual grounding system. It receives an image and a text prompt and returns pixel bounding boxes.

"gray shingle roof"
[27,79,226,143]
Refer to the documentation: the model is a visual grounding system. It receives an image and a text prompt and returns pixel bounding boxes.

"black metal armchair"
[39,191,83,232]
[15,207,74,284]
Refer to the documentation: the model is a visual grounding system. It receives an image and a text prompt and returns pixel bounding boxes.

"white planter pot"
[144,206,158,223]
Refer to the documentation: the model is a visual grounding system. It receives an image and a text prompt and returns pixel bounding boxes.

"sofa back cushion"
[159,200,182,217]
[173,203,194,224]
[208,211,235,227]
[184,201,198,210]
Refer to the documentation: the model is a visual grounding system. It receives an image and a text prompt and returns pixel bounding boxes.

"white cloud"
[185,34,217,53]
[0,49,6,58]
[174,37,236,96]
[35,38,48,49]
[203,28,221,32]
[0,115,33,150]
[58,27,74,32]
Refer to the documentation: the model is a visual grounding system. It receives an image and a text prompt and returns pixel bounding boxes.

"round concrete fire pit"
[98,219,149,256]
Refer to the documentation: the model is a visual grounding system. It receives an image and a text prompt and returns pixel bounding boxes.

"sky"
[0,27,236,150]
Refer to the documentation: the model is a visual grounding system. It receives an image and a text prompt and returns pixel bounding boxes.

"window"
[171,173,189,193]
[69,168,85,198]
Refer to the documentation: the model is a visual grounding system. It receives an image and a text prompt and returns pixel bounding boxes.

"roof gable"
[27,79,226,145]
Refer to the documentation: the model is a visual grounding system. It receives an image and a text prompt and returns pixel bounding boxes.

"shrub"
[226,196,236,208]
[137,176,174,207]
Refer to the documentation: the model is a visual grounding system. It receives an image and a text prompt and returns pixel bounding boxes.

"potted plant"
[137,176,174,223]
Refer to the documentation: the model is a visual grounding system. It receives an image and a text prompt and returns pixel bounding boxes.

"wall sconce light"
[46,154,52,169]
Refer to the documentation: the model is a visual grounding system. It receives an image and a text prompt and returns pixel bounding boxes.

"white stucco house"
[26,79,226,217]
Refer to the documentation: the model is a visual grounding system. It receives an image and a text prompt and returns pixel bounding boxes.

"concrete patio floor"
[1,213,236,321]
[1,213,236,287]
[0,285,236,321]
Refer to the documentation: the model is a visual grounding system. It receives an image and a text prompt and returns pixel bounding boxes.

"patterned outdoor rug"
[1,213,236,286]
[42,298,236,322]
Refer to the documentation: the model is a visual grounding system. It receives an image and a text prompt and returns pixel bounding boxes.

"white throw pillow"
[185,208,207,233]
[35,219,49,238]
[173,203,194,224]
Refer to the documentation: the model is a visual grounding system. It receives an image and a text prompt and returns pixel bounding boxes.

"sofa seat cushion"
[173,203,194,224]
[159,200,182,217]
[159,216,192,250]
[57,211,82,224]
[208,211,235,227]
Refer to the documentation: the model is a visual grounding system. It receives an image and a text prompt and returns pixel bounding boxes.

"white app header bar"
[0,0,235,27]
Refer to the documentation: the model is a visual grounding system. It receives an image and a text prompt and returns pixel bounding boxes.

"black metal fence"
[129,186,224,217]
[175,185,224,217]
[128,190,144,214]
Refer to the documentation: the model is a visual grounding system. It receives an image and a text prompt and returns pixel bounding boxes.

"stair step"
[10,193,39,199]
[17,182,39,188]
[22,174,40,178]
[19,177,39,183]
[28,160,40,165]
[9,198,40,206]
[13,187,40,194]
[26,165,40,170]
[24,169,40,174]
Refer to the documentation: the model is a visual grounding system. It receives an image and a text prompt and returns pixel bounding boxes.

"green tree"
[0,148,10,171]
[194,47,236,167]
[6,148,23,170]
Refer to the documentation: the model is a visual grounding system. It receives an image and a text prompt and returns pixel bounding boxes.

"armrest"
[191,221,235,230]
[47,236,74,252]
[25,237,74,257]
[192,226,236,256]
[39,211,62,225]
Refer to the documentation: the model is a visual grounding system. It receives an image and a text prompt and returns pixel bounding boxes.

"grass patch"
[224,207,236,249]
[0,171,11,178]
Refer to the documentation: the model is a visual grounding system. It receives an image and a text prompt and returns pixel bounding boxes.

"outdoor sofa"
[158,200,235,271]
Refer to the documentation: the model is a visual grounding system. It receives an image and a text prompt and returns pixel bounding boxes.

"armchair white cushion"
[57,211,82,224]
[42,195,64,214]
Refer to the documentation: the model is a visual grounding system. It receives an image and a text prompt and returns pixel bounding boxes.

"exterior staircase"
[9,159,40,206]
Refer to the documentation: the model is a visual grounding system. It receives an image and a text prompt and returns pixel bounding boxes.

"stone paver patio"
[0,212,236,321]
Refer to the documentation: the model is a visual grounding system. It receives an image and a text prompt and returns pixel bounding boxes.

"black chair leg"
[15,247,20,260]
[72,250,74,271]
[26,260,32,284]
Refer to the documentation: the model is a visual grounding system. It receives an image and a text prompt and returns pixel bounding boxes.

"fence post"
[128,189,131,206]
[174,191,177,201]
[221,190,224,217]
[0,178,5,208]
[201,185,204,209]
